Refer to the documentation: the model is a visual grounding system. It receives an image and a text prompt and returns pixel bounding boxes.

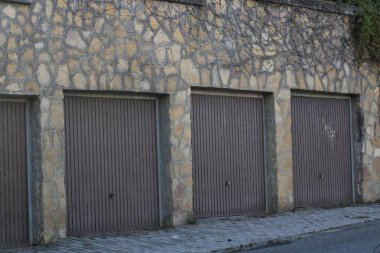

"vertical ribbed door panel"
[64,96,159,235]
[292,95,353,207]
[0,101,29,248]
[192,94,266,218]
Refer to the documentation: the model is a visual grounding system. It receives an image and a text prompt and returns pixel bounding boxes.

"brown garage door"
[64,95,159,235]
[292,95,353,207]
[191,92,266,218]
[0,101,29,248]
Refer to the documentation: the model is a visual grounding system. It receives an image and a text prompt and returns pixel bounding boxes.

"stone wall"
[0,0,378,244]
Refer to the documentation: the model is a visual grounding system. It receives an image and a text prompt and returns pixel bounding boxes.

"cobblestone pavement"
[4,204,380,253]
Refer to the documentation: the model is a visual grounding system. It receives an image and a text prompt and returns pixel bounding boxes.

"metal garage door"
[192,92,266,218]
[0,101,29,248]
[64,95,159,235]
[292,95,353,207]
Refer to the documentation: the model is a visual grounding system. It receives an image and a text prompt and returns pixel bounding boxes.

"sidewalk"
[4,204,380,253]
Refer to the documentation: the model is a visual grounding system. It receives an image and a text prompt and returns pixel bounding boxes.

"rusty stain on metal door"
[64,96,159,235]
[0,101,29,248]
[191,93,266,218]
[292,95,353,207]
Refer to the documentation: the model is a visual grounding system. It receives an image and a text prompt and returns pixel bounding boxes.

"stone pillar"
[274,88,294,211]
[374,121,380,199]
[169,88,193,225]
[361,72,380,202]
[374,75,380,199]
[39,94,67,243]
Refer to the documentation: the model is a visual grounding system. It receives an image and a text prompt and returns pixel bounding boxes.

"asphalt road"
[243,220,380,253]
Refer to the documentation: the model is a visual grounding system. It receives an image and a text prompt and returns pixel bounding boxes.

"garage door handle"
[225,181,230,186]
[319,174,324,179]
[109,193,114,199]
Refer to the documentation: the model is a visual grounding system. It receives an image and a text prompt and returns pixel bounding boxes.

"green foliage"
[344,0,380,61]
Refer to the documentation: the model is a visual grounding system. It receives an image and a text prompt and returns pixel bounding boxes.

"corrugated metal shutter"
[0,101,29,248]
[292,95,353,207]
[191,93,266,218]
[64,96,159,235]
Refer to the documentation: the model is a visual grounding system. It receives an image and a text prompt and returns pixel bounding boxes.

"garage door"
[0,101,29,248]
[191,92,266,218]
[64,95,159,235]
[292,95,353,207]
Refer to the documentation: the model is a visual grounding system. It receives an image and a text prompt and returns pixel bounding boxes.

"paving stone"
[3,204,380,253]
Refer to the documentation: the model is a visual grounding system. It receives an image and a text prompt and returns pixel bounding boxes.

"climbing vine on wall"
[344,0,380,62]
[62,0,379,75]
[345,0,380,129]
